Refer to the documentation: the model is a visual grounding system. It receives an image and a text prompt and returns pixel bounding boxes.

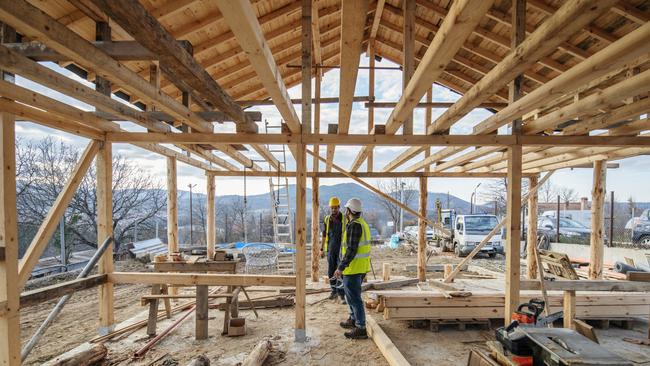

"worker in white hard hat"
[321,196,347,301]
[334,197,372,339]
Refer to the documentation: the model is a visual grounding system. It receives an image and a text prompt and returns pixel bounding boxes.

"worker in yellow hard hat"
[321,196,347,301]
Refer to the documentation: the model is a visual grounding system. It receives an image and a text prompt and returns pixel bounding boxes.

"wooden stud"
[383,263,392,282]
[0,33,20,361]
[563,290,576,329]
[417,177,427,282]
[17,141,100,288]
[366,316,411,366]
[402,0,415,136]
[367,45,375,173]
[589,160,606,279]
[311,177,320,282]
[206,175,215,260]
[167,157,179,256]
[96,141,114,333]
[295,145,307,342]
[195,285,208,340]
[147,284,161,336]
[526,175,539,279]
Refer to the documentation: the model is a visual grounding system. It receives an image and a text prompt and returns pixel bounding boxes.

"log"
[241,340,272,366]
[187,355,210,366]
[42,343,107,366]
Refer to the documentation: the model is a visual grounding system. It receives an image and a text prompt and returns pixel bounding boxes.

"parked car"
[541,210,591,228]
[630,209,650,245]
[537,216,591,244]
[449,214,504,257]
[401,225,434,242]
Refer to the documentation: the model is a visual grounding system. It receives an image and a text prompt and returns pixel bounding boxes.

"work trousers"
[327,250,344,296]
[342,273,366,329]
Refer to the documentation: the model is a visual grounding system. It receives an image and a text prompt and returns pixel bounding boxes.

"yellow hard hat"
[329,197,340,207]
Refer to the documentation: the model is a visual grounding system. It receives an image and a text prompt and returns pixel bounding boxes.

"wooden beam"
[326,0,368,171]
[96,136,114,334]
[311,0,322,68]
[417,177,427,282]
[92,0,258,133]
[366,101,507,109]
[352,0,494,172]
[295,145,307,341]
[216,0,301,134]
[366,316,411,366]
[428,0,619,135]
[239,96,372,107]
[0,48,20,363]
[367,0,386,52]
[17,141,100,288]
[108,272,296,287]
[589,160,606,279]
[563,290,576,329]
[20,274,107,308]
[520,279,650,292]
[302,0,312,136]
[167,157,179,256]
[206,175,215,260]
[311,177,320,282]
[526,175,539,279]
[3,40,193,61]
[402,0,415,135]
[367,45,375,172]
[208,171,515,178]
[522,69,650,134]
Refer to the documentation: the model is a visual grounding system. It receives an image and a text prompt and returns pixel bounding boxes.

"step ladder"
[265,120,295,274]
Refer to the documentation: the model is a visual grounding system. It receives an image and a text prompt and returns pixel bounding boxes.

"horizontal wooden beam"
[108,272,296,287]
[20,274,107,308]
[206,171,516,178]
[105,133,650,147]
[3,40,192,61]
[238,96,371,106]
[520,279,650,292]
[95,110,262,123]
[365,102,507,109]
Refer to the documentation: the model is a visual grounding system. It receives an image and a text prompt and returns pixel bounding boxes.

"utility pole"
[399,181,405,232]
[188,183,196,246]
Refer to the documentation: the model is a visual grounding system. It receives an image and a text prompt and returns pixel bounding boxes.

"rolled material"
[614,261,650,274]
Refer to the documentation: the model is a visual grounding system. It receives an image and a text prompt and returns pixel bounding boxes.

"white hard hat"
[345,198,363,213]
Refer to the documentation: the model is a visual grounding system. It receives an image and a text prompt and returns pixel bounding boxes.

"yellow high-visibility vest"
[323,213,347,253]
[341,216,371,275]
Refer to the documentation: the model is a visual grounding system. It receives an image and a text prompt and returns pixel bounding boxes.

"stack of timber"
[373,291,649,321]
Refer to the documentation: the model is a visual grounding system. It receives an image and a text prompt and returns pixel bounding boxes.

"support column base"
[97,325,115,336]
[294,328,307,343]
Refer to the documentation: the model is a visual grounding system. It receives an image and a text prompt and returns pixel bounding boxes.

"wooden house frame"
[0,0,648,363]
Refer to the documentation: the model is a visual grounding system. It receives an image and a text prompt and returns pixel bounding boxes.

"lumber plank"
[627,272,650,282]
[108,272,296,287]
[366,316,411,366]
[520,280,650,292]
[20,274,107,308]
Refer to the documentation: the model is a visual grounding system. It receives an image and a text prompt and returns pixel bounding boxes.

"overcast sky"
[15,55,650,204]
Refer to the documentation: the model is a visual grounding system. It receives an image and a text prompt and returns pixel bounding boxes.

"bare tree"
[538,179,556,204]
[557,186,578,209]
[16,137,165,256]
[376,178,417,232]
[479,178,530,216]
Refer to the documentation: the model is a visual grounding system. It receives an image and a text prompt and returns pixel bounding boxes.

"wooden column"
[313,72,321,172]
[167,157,179,255]
[206,175,215,260]
[563,290,576,329]
[367,45,375,172]
[526,175,539,279]
[0,22,20,362]
[402,0,415,135]
[589,160,606,279]
[195,285,208,340]
[417,177,427,282]
[310,177,320,282]
[295,145,307,341]
[424,87,432,173]
[505,0,525,323]
[96,141,114,333]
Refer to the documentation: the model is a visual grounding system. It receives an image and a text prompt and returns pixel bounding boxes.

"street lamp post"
[470,183,482,214]
[399,181,406,233]
[188,183,196,247]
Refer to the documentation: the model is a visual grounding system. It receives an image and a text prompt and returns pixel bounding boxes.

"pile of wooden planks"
[373,291,649,321]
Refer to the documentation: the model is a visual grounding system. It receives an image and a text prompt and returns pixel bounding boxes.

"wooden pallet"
[428,318,491,332]
[539,249,579,280]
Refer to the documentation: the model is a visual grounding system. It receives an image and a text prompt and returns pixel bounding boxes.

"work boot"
[328,292,338,300]
[339,318,355,329]
[339,294,347,304]
[344,327,368,339]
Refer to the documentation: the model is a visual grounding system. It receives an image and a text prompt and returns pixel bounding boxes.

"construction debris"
[186,355,210,366]
[240,340,272,366]
[42,343,107,366]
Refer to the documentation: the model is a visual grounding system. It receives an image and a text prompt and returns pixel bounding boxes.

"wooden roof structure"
[0,0,649,362]
[0,0,646,176]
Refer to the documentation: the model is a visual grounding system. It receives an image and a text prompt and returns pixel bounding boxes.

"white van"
[450,214,504,257]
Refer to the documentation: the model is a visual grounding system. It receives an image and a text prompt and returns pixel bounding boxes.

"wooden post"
[589,160,606,279]
[367,45,375,172]
[313,72,321,172]
[310,177,320,282]
[167,157,178,255]
[0,22,20,362]
[96,141,114,334]
[443,264,453,282]
[382,263,391,282]
[206,175,215,260]
[505,0,525,324]
[417,177,427,282]
[424,87,432,173]
[195,285,208,340]
[402,0,415,135]
[563,290,576,329]
[295,145,307,342]
[526,175,539,279]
